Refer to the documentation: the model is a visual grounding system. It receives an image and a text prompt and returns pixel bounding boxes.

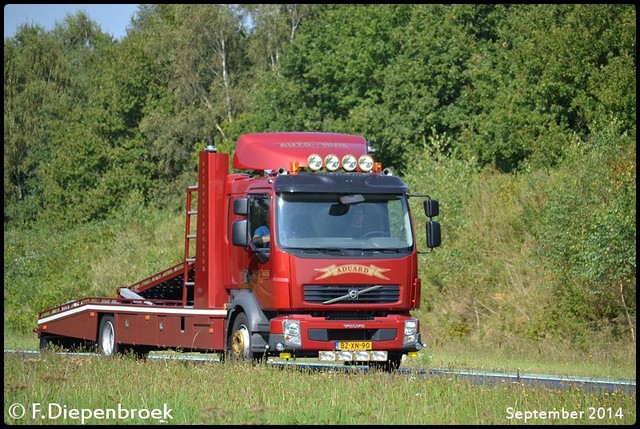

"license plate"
[336,341,372,351]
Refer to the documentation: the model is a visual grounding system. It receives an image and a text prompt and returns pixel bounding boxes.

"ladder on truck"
[115,185,198,305]
[183,185,198,306]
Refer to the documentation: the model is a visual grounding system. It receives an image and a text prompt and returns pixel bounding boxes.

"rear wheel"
[39,336,54,351]
[39,335,90,352]
[97,315,120,356]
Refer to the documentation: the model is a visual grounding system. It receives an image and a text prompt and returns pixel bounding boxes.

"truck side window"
[250,196,270,249]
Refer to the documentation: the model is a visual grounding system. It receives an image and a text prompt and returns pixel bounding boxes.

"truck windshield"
[276,193,414,253]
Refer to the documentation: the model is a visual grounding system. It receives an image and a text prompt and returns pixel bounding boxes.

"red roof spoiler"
[232,132,369,171]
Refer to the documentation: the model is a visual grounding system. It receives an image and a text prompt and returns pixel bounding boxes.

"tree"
[4,25,72,224]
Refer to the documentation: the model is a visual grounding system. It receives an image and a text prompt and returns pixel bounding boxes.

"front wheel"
[97,315,120,356]
[227,312,264,362]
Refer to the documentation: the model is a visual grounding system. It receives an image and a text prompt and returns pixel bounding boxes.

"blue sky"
[4,4,140,40]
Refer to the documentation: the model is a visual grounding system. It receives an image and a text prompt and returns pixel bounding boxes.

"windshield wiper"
[299,248,342,255]
[362,248,401,254]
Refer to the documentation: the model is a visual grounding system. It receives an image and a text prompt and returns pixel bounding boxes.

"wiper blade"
[300,248,341,254]
[363,248,401,254]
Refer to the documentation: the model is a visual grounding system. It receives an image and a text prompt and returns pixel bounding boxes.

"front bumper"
[267,314,423,359]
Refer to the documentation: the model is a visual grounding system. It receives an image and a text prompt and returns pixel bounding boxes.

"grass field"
[4,329,636,425]
[4,351,636,425]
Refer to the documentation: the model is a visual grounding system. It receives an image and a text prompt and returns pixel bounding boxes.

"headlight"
[324,154,340,171]
[404,319,417,336]
[283,319,301,346]
[403,319,418,345]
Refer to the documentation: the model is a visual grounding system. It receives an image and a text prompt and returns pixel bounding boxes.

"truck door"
[246,195,274,305]
[230,193,274,305]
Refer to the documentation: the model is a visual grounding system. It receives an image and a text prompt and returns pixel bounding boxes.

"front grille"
[304,285,400,304]
[308,328,397,342]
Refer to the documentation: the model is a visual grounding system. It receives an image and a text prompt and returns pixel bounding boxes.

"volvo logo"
[322,285,383,305]
[343,324,365,328]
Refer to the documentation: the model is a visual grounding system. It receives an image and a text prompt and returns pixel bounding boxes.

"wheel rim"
[101,321,115,355]
[231,325,250,358]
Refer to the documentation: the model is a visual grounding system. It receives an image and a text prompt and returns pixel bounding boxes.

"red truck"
[35,132,441,371]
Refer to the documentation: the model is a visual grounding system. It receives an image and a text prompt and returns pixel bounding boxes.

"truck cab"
[224,132,441,369]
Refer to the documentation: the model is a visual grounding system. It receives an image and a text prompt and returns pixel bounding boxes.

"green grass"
[420,339,636,381]
[3,329,38,351]
[4,351,636,425]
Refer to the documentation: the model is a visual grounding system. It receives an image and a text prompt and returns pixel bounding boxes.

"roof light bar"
[307,154,323,171]
[342,154,357,172]
[358,155,375,172]
[324,154,340,171]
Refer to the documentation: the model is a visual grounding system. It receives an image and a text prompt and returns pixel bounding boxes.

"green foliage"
[405,121,635,346]
[524,124,636,341]
[456,4,636,172]
[3,4,636,353]
[4,195,184,333]
[4,27,69,222]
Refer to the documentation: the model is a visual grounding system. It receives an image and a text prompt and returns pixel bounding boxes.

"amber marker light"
[290,161,300,174]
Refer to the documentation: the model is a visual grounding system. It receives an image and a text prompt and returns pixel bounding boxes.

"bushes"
[404,123,635,347]
[525,125,636,342]
[3,196,184,334]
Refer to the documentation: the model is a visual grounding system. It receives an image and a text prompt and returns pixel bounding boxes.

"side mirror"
[423,199,439,217]
[234,198,249,215]
[426,220,441,249]
[232,219,248,247]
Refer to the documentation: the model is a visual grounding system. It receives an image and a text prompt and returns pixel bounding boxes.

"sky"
[4,4,140,40]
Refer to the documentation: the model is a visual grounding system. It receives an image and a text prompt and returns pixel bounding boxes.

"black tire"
[227,312,263,362]
[39,336,54,351]
[123,345,150,360]
[97,315,120,356]
[39,335,85,352]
